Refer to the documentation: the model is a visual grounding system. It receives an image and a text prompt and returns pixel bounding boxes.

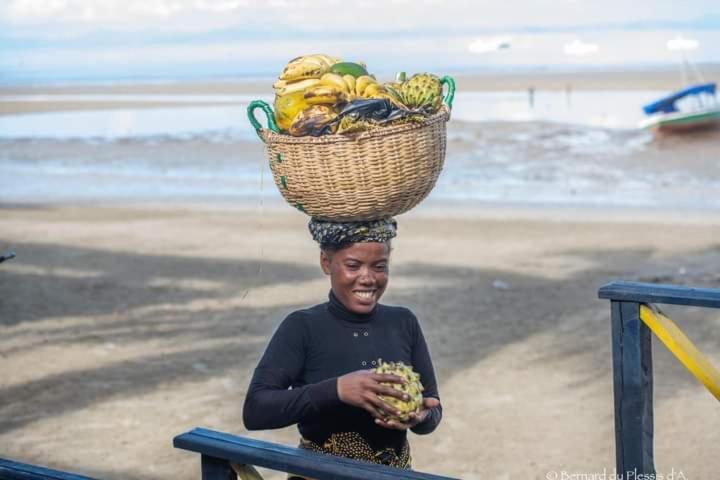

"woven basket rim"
[260,106,450,145]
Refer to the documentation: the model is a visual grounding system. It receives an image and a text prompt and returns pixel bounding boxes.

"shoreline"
[4,199,720,225]
[2,66,719,116]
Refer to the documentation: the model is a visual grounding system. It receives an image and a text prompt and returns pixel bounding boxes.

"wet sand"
[1,204,719,479]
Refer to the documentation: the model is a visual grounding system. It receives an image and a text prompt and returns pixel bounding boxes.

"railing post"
[610,300,655,476]
[201,455,236,480]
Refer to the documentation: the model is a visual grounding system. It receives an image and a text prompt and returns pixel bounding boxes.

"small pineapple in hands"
[375,359,424,422]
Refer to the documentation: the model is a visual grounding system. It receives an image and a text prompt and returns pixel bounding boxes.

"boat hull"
[640,109,720,133]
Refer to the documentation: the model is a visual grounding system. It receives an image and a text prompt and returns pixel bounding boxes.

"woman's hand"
[337,370,409,420]
[373,397,441,430]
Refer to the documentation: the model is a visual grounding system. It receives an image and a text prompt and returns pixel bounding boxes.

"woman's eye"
[375,264,387,272]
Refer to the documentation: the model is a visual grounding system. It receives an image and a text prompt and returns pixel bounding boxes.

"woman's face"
[321,242,390,314]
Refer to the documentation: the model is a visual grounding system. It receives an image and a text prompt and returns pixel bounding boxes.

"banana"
[342,75,356,97]
[289,105,338,136]
[306,54,342,68]
[311,54,342,67]
[304,85,347,106]
[354,75,376,97]
[277,78,321,96]
[320,73,350,94]
[273,79,287,90]
[361,82,384,98]
[280,58,328,81]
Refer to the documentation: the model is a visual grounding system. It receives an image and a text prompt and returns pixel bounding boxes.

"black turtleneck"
[242,291,442,452]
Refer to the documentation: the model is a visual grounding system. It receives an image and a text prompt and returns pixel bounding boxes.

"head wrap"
[308,217,397,248]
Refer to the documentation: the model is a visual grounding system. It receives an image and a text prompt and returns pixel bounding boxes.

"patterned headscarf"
[308,217,397,249]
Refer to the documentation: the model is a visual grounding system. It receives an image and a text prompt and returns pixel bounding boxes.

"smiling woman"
[242,217,442,477]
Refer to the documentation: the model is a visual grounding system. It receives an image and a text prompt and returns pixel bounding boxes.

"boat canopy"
[643,82,717,115]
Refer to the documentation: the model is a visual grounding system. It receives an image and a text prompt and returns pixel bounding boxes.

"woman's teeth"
[354,290,374,299]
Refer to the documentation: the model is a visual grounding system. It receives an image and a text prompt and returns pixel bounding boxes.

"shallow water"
[1,90,719,208]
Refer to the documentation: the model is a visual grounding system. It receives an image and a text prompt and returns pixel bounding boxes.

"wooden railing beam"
[174,428,458,480]
[599,281,720,309]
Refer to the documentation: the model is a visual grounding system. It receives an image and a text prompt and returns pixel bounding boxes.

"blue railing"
[174,427,459,480]
[0,458,97,480]
[598,280,720,476]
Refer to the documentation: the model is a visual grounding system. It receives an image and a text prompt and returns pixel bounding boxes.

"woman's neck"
[327,290,377,323]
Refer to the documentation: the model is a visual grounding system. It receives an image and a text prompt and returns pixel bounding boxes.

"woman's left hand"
[373,397,441,430]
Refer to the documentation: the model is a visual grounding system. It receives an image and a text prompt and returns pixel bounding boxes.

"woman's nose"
[358,269,374,284]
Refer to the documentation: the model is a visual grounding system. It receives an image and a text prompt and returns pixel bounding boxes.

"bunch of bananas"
[303,73,387,106]
[271,55,445,136]
[275,54,340,88]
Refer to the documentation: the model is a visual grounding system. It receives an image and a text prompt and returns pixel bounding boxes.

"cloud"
[468,36,512,54]
[667,35,700,51]
[563,39,599,56]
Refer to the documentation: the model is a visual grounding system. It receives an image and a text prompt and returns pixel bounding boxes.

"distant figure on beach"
[242,218,442,477]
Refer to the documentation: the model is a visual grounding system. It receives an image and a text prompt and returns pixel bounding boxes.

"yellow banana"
[285,54,326,67]
[361,82,383,98]
[310,54,342,67]
[273,79,287,90]
[277,78,321,96]
[304,85,346,105]
[354,75,376,97]
[279,58,328,81]
[320,73,350,94]
[306,54,342,69]
[342,75,356,97]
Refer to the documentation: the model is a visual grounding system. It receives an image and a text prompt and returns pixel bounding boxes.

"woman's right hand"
[337,370,409,420]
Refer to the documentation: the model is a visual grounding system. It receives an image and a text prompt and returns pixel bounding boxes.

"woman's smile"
[353,289,377,301]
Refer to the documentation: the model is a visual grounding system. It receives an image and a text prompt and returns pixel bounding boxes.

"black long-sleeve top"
[243,291,442,452]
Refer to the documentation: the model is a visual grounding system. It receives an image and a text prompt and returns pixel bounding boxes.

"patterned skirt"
[288,432,412,480]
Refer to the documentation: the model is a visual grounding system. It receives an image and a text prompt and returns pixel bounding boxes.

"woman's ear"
[320,250,332,275]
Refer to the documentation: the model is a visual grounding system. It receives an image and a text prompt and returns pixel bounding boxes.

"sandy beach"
[2,203,720,480]
[2,74,720,479]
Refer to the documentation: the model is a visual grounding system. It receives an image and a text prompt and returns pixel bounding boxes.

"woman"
[242,218,442,475]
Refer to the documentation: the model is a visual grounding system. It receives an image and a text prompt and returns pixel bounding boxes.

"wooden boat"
[640,82,720,133]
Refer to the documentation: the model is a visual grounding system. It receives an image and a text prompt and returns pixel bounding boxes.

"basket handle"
[247,100,279,139]
[440,76,455,110]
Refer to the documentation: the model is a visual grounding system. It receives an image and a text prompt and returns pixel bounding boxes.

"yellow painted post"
[640,305,720,401]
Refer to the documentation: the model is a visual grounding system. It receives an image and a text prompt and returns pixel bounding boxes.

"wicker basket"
[247,76,454,221]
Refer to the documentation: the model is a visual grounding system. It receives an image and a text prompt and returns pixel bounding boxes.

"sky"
[2,0,720,84]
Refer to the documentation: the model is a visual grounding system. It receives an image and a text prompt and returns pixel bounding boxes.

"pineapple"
[400,73,443,113]
[375,359,424,422]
